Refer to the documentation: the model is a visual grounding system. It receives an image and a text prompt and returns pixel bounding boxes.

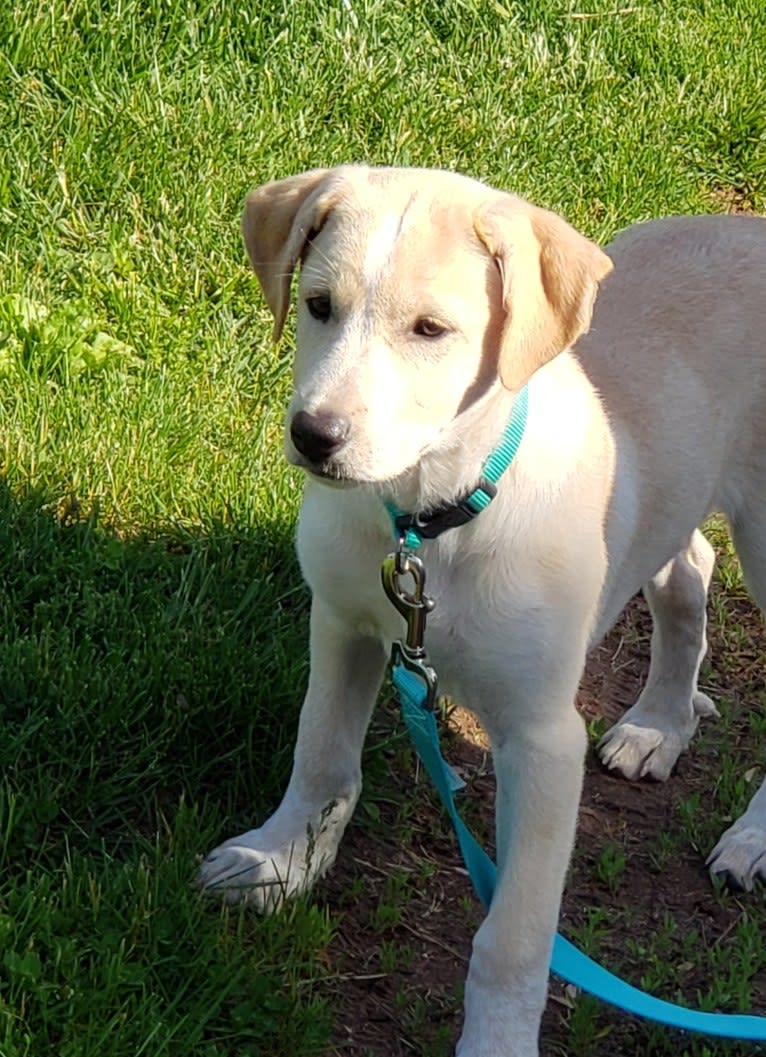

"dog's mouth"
[306,464,358,487]
[290,454,361,488]
[293,454,408,493]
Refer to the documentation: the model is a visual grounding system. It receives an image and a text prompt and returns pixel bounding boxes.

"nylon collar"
[385,385,529,548]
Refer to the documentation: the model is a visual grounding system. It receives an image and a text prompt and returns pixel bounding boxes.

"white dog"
[199,166,766,1056]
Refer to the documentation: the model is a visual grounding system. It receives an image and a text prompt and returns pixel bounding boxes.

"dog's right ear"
[241,169,334,341]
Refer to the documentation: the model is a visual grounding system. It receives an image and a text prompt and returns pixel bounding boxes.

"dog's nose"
[290,410,350,464]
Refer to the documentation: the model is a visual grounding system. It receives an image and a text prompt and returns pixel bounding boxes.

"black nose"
[290,410,350,464]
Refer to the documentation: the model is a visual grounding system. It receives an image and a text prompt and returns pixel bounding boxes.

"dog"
[199,165,766,1056]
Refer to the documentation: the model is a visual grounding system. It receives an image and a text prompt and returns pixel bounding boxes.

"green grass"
[1,1,766,1054]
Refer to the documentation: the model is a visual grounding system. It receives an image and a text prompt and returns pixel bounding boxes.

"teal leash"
[394,665,766,1040]
[381,385,766,1040]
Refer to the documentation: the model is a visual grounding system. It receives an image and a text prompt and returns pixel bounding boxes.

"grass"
[1,0,765,1054]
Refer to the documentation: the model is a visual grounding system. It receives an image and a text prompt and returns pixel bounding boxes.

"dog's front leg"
[458,693,587,1057]
[199,595,386,910]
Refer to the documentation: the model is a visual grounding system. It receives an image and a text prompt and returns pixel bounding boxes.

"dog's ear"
[241,169,335,341]
[474,197,613,391]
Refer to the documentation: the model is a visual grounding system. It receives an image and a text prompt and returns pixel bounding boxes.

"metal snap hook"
[381,549,435,655]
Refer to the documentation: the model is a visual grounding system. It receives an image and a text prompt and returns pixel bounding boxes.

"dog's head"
[242,166,612,488]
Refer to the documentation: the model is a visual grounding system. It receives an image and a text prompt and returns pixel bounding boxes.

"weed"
[595,844,627,895]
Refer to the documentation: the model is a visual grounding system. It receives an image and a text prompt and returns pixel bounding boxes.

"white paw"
[598,692,717,782]
[707,820,766,891]
[198,826,334,911]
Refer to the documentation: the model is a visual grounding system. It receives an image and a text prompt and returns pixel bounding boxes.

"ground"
[312,574,766,1057]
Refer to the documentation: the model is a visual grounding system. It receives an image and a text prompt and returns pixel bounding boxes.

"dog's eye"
[413,317,447,339]
[306,294,332,322]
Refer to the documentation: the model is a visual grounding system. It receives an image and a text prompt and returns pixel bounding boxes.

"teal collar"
[385,384,529,549]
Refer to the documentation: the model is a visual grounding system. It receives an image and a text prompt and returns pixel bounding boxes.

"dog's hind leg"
[599,528,718,781]
[706,515,766,890]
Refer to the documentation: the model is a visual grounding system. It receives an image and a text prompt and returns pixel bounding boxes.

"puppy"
[199,165,766,1056]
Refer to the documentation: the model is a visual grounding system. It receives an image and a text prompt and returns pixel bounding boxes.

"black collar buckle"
[394,476,497,542]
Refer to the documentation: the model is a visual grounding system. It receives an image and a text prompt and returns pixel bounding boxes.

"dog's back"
[584,213,766,421]
[583,215,766,540]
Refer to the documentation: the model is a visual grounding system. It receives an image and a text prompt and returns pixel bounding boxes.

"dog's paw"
[597,692,717,782]
[598,720,683,781]
[707,820,766,891]
[197,828,333,912]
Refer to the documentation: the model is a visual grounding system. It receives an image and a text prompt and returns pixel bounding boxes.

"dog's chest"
[297,504,491,698]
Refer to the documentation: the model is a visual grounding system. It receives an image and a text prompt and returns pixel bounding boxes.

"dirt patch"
[316,589,766,1056]
[707,185,762,215]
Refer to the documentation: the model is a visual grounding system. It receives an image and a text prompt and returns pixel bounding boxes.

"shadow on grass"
[0,478,309,869]
[0,479,355,1057]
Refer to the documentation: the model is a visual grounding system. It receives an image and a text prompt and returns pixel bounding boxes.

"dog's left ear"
[474,197,613,391]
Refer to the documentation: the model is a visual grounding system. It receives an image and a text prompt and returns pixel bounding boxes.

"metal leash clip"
[381,547,438,710]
